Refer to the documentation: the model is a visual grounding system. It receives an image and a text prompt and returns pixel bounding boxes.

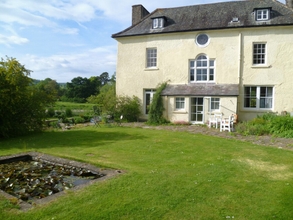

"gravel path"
[122,122,293,151]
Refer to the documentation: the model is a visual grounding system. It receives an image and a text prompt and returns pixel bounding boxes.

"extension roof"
[161,84,239,96]
[112,0,293,38]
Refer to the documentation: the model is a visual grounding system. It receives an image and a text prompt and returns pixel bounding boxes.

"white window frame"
[146,48,157,68]
[210,97,220,112]
[253,43,266,65]
[153,18,164,29]
[244,86,273,110]
[190,55,215,82]
[144,89,156,114]
[175,97,185,111]
[196,33,210,47]
[256,9,270,21]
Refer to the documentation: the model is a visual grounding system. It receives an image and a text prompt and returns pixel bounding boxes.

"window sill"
[190,81,215,83]
[173,110,187,114]
[251,65,271,69]
[145,67,159,71]
[242,108,273,112]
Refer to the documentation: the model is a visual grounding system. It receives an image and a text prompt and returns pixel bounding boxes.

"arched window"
[190,55,215,82]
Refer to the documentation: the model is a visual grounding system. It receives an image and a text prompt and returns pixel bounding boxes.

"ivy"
[147,82,169,124]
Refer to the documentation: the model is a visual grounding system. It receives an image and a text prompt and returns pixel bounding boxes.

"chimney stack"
[286,0,293,8]
[132,5,150,26]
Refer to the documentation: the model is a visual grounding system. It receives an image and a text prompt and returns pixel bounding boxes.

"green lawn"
[1,125,293,219]
[53,101,96,111]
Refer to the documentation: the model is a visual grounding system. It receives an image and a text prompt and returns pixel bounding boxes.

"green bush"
[65,108,73,117]
[47,107,55,117]
[269,115,293,136]
[236,113,293,138]
[49,121,59,128]
[73,116,85,124]
[115,96,141,122]
[81,115,91,122]
[0,57,52,138]
[235,121,269,136]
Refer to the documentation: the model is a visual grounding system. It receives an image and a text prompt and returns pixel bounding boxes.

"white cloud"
[0,34,29,46]
[0,0,97,25]
[55,28,79,35]
[0,4,55,27]
[20,45,117,82]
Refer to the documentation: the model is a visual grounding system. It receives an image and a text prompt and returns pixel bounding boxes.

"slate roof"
[112,0,293,38]
[161,84,239,96]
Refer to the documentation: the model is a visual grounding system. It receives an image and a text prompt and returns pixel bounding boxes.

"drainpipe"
[237,32,242,118]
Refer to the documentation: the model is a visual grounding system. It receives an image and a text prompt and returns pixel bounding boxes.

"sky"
[0,0,287,83]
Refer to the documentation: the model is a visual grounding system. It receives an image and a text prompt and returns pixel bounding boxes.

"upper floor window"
[255,9,270,21]
[152,17,165,29]
[175,97,185,110]
[244,86,273,110]
[146,48,157,68]
[253,43,266,65]
[196,34,210,47]
[190,55,215,82]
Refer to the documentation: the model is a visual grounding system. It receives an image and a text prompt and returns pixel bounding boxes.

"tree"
[0,57,51,138]
[35,78,60,101]
[66,77,94,102]
[87,77,141,122]
[87,82,116,114]
[99,72,110,86]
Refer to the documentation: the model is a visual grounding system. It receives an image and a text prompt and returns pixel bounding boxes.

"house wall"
[115,26,293,122]
[239,26,293,121]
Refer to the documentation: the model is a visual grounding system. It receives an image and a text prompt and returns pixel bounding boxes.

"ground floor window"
[244,86,273,109]
[210,97,220,112]
[144,89,156,114]
[175,97,185,110]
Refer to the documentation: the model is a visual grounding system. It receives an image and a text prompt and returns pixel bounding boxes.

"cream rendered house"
[112,0,293,124]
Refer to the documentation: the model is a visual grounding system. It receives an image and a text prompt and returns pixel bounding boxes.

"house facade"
[112,0,293,124]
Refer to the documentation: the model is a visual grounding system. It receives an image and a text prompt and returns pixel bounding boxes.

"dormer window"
[255,8,270,21]
[152,17,165,29]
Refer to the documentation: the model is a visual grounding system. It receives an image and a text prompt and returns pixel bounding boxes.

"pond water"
[0,155,105,203]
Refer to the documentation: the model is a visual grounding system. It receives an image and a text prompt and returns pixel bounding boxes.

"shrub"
[0,57,52,138]
[269,115,293,137]
[65,108,73,117]
[81,115,91,122]
[261,112,277,121]
[115,96,141,122]
[73,116,85,124]
[236,113,293,138]
[235,122,266,136]
[47,107,55,117]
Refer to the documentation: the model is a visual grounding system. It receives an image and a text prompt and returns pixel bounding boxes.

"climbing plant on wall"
[147,82,169,124]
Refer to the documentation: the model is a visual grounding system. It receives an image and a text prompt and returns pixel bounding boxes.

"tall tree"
[66,77,94,102]
[0,57,51,138]
[100,72,110,86]
[35,78,60,101]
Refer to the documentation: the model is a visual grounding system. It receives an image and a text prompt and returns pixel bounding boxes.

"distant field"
[53,102,96,111]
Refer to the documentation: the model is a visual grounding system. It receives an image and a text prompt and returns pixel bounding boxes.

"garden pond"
[0,152,121,210]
